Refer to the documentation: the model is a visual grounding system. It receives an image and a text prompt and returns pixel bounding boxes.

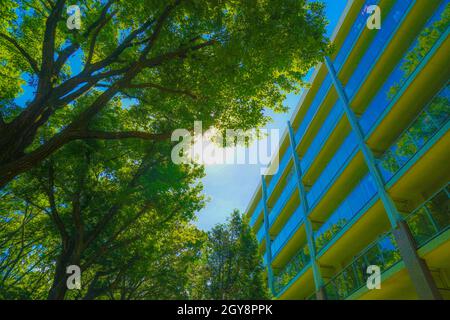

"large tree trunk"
[47,239,81,300]
[47,249,72,300]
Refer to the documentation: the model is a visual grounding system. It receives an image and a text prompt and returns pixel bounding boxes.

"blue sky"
[195,0,349,230]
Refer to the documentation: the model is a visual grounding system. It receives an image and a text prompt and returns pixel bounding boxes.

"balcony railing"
[360,2,450,135]
[324,232,401,300]
[333,0,381,72]
[292,0,382,164]
[273,245,310,295]
[266,146,292,197]
[257,223,265,243]
[377,85,450,183]
[344,0,414,100]
[271,205,305,258]
[314,174,377,253]
[301,100,344,175]
[294,75,333,145]
[306,132,358,207]
[250,199,263,227]
[269,172,297,226]
[405,184,450,248]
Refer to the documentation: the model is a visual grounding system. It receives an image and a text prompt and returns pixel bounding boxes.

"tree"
[0,0,330,188]
[0,0,331,300]
[191,210,269,299]
[0,137,206,300]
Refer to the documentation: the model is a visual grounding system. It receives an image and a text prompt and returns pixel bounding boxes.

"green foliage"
[0,138,207,299]
[0,0,330,186]
[0,0,331,299]
[190,210,269,299]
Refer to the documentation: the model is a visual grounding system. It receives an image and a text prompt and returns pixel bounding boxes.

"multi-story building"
[245,0,450,300]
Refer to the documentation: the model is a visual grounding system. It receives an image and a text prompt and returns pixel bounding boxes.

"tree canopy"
[0,0,330,187]
[0,0,331,300]
[0,137,207,299]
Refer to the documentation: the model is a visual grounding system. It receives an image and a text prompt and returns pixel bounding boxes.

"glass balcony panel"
[269,173,297,226]
[273,246,310,294]
[406,185,450,247]
[406,207,437,245]
[271,205,305,257]
[377,150,400,182]
[377,85,450,183]
[301,100,344,174]
[425,190,450,230]
[294,75,333,144]
[353,256,367,285]
[378,234,401,267]
[325,282,338,300]
[345,0,413,100]
[359,3,449,135]
[407,112,439,148]
[250,200,263,227]
[267,148,292,196]
[364,245,384,267]
[427,87,450,126]
[394,134,418,165]
[314,174,377,252]
[257,224,265,243]
[333,0,380,71]
[324,232,401,300]
[307,133,358,207]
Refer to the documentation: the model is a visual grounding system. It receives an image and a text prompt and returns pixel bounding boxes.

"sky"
[195,0,349,230]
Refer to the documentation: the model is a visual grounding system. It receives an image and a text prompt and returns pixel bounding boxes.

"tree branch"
[0,32,40,74]
[43,160,70,243]
[124,82,198,100]
[86,9,117,65]
[69,129,171,141]
[0,128,169,188]
[38,0,66,95]
[144,39,217,68]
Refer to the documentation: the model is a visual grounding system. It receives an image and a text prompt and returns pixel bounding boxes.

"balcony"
[405,184,450,248]
[257,223,265,243]
[266,146,292,197]
[306,132,358,207]
[292,0,383,163]
[294,74,333,146]
[344,0,414,100]
[263,251,268,266]
[360,2,449,135]
[300,100,344,175]
[324,232,401,300]
[314,174,377,253]
[271,205,305,258]
[273,245,310,295]
[249,199,263,227]
[377,85,450,183]
[333,0,380,72]
[268,172,297,227]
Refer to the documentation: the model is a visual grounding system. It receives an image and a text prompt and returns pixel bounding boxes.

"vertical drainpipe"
[287,121,326,300]
[324,56,441,300]
[261,176,276,296]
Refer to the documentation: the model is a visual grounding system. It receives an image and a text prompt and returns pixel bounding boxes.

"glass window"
[425,190,450,231]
